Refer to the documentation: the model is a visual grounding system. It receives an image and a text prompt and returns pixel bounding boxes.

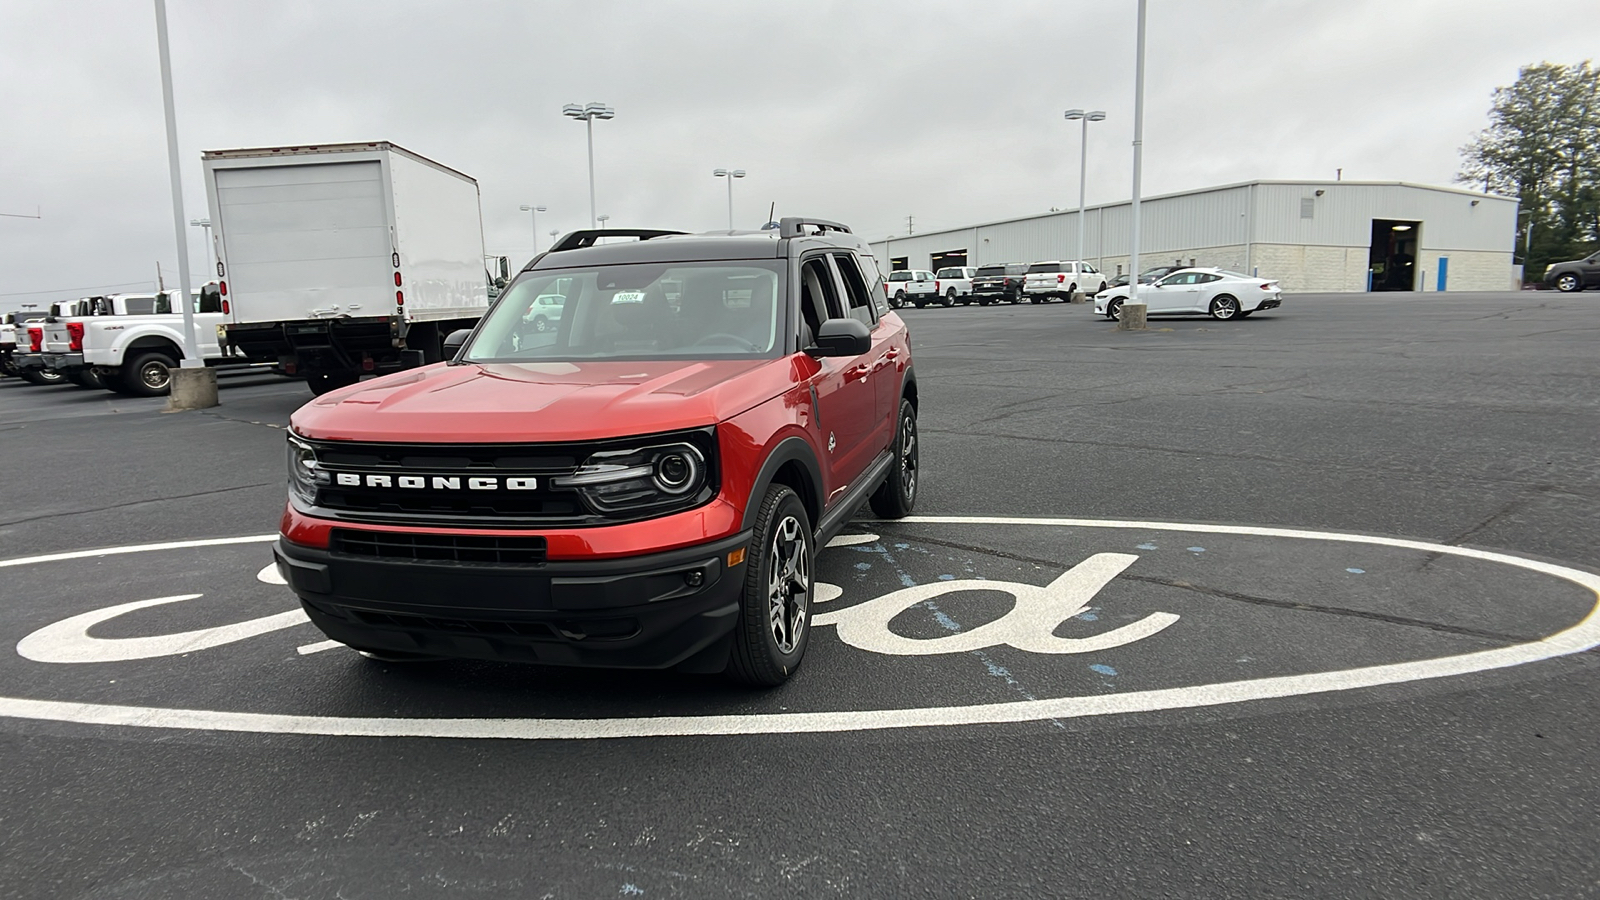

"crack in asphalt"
[195,409,288,431]
[873,529,1541,644]
[0,481,276,528]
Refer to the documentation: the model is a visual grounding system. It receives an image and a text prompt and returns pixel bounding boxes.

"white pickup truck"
[883,269,938,309]
[8,302,84,386]
[37,286,241,396]
[934,266,979,306]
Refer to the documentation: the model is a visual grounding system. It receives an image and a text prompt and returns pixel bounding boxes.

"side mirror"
[443,328,473,357]
[809,317,871,357]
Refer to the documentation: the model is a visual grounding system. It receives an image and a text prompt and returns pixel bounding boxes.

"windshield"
[463,261,786,362]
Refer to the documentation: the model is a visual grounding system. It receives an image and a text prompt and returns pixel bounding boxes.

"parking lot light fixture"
[713,168,747,230]
[519,204,547,253]
[563,102,615,228]
[190,217,213,275]
[1119,0,1149,331]
[1064,109,1107,293]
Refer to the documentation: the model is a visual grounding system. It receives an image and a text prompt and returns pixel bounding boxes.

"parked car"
[274,217,919,686]
[1543,251,1600,292]
[8,302,80,386]
[934,266,979,306]
[884,270,937,308]
[1094,268,1283,321]
[1022,261,1108,303]
[970,263,1029,305]
[36,286,241,396]
[1102,265,1182,293]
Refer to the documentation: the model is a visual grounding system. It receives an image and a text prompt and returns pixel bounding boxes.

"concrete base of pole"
[1116,303,1149,331]
[166,367,219,411]
[1068,291,1088,304]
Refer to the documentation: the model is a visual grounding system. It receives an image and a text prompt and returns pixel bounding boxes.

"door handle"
[883,347,900,360]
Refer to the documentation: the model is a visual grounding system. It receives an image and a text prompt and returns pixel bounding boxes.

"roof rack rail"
[778,217,852,239]
[546,228,688,254]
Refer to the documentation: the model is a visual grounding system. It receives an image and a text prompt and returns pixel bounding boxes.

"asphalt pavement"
[1,292,1597,898]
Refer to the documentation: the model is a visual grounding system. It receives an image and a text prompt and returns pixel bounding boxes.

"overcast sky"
[2,0,1596,310]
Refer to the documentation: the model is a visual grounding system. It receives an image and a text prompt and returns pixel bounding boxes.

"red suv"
[275,219,918,685]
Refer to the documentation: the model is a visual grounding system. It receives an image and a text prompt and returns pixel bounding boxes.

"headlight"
[286,434,322,506]
[552,441,710,514]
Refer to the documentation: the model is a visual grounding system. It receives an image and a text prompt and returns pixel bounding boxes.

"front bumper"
[43,353,85,372]
[277,527,752,668]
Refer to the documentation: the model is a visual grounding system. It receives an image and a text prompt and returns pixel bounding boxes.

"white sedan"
[1094,268,1282,321]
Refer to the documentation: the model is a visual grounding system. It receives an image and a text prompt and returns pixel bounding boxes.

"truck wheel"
[21,369,67,386]
[726,484,814,687]
[306,372,361,396]
[870,398,919,518]
[0,356,17,377]
[1554,273,1580,292]
[119,351,177,396]
[892,290,907,309]
[944,288,958,307]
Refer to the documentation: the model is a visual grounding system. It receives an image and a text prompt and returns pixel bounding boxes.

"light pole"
[1063,110,1106,276]
[562,102,614,228]
[519,204,546,254]
[713,168,746,230]
[189,217,213,276]
[597,214,610,229]
[1119,0,1149,331]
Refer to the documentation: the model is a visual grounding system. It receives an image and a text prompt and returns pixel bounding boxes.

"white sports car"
[1094,268,1282,321]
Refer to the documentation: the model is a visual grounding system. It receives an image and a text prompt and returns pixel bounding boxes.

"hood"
[290,358,791,443]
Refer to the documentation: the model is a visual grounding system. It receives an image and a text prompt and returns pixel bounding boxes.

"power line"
[0,280,156,298]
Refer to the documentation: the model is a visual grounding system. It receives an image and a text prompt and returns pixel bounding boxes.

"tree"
[1458,61,1600,279]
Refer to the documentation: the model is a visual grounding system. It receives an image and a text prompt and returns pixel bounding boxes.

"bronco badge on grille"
[332,474,538,491]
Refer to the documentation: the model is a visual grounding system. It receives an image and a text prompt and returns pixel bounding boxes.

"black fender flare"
[900,363,918,408]
[740,434,825,533]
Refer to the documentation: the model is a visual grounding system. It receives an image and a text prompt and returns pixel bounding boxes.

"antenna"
[0,206,42,219]
[906,215,914,235]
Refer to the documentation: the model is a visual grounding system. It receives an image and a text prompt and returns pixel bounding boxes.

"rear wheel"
[869,398,918,519]
[1209,295,1241,321]
[21,369,67,386]
[1008,287,1023,304]
[533,315,550,332]
[892,290,907,308]
[944,288,957,307]
[307,372,360,396]
[64,369,104,390]
[119,351,177,396]
[726,484,814,687]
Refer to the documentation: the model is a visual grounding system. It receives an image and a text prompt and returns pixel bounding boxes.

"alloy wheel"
[899,409,918,501]
[140,360,171,391]
[766,515,810,655]
[1211,296,1240,320]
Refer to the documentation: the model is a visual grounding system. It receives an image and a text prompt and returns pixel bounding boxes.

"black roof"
[525,226,874,272]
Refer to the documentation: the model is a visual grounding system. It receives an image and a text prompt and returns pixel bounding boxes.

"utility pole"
[905,215,915,235]
[1117,0,1149,331]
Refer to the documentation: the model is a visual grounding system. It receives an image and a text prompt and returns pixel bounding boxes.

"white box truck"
[203,142,491,394]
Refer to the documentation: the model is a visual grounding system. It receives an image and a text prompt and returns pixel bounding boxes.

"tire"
[1209,295,1242,321]
[0,356,17,377]
[533,315,550,332]
[869,398,918,519]
[1107,298,1124,321]
[1554,273,1581,292]
[65,369,104,390]
[892,290,907,309]
[725,484,814,687]
[1008,288,1023,304]
[1066,283,1077,303]
[944,288,958,307]
[21,369,67,386]
[119,351,177,396]
[307,372,360,396]
[1029,296,1042,304]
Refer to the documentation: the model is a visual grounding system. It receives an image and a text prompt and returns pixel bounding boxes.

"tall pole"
[585,116,597,229]
[1121,0,1148,329]
[726,175,734,230]
[153,0,201,366]
[1077,115,1089,268]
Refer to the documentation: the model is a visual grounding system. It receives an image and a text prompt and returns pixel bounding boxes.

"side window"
[857,252,890,317]
[798,257,840,346]
[154,293,173,315]
[832,253,877,327]
[1198,273,1222,284]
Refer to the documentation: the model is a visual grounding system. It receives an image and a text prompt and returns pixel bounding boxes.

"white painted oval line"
[256,563,287,586]
[296,640,346,656]
[0,518,1594,741]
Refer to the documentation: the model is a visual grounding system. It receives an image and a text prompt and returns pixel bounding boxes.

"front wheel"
[1107,298,1124,321]
[1209,295,1241,320]
[869,398,918,518]
[726,484,814,687]
[1554,273,1581,292]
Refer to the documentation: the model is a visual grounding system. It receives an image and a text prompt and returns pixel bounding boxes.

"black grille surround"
[295,428,718,529]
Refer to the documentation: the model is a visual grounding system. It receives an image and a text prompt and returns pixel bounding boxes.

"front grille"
[349,608,559,639]
[334,529,548,566]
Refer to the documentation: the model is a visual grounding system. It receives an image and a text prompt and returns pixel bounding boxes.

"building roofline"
[870,179,1518,247]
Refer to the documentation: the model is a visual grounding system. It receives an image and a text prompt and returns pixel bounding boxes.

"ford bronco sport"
[275,218,918,685]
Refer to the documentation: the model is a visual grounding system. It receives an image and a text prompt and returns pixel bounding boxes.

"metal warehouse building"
[868,181,1519,293]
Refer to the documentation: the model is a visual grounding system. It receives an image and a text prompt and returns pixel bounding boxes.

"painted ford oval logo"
[1,516,1595,741]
